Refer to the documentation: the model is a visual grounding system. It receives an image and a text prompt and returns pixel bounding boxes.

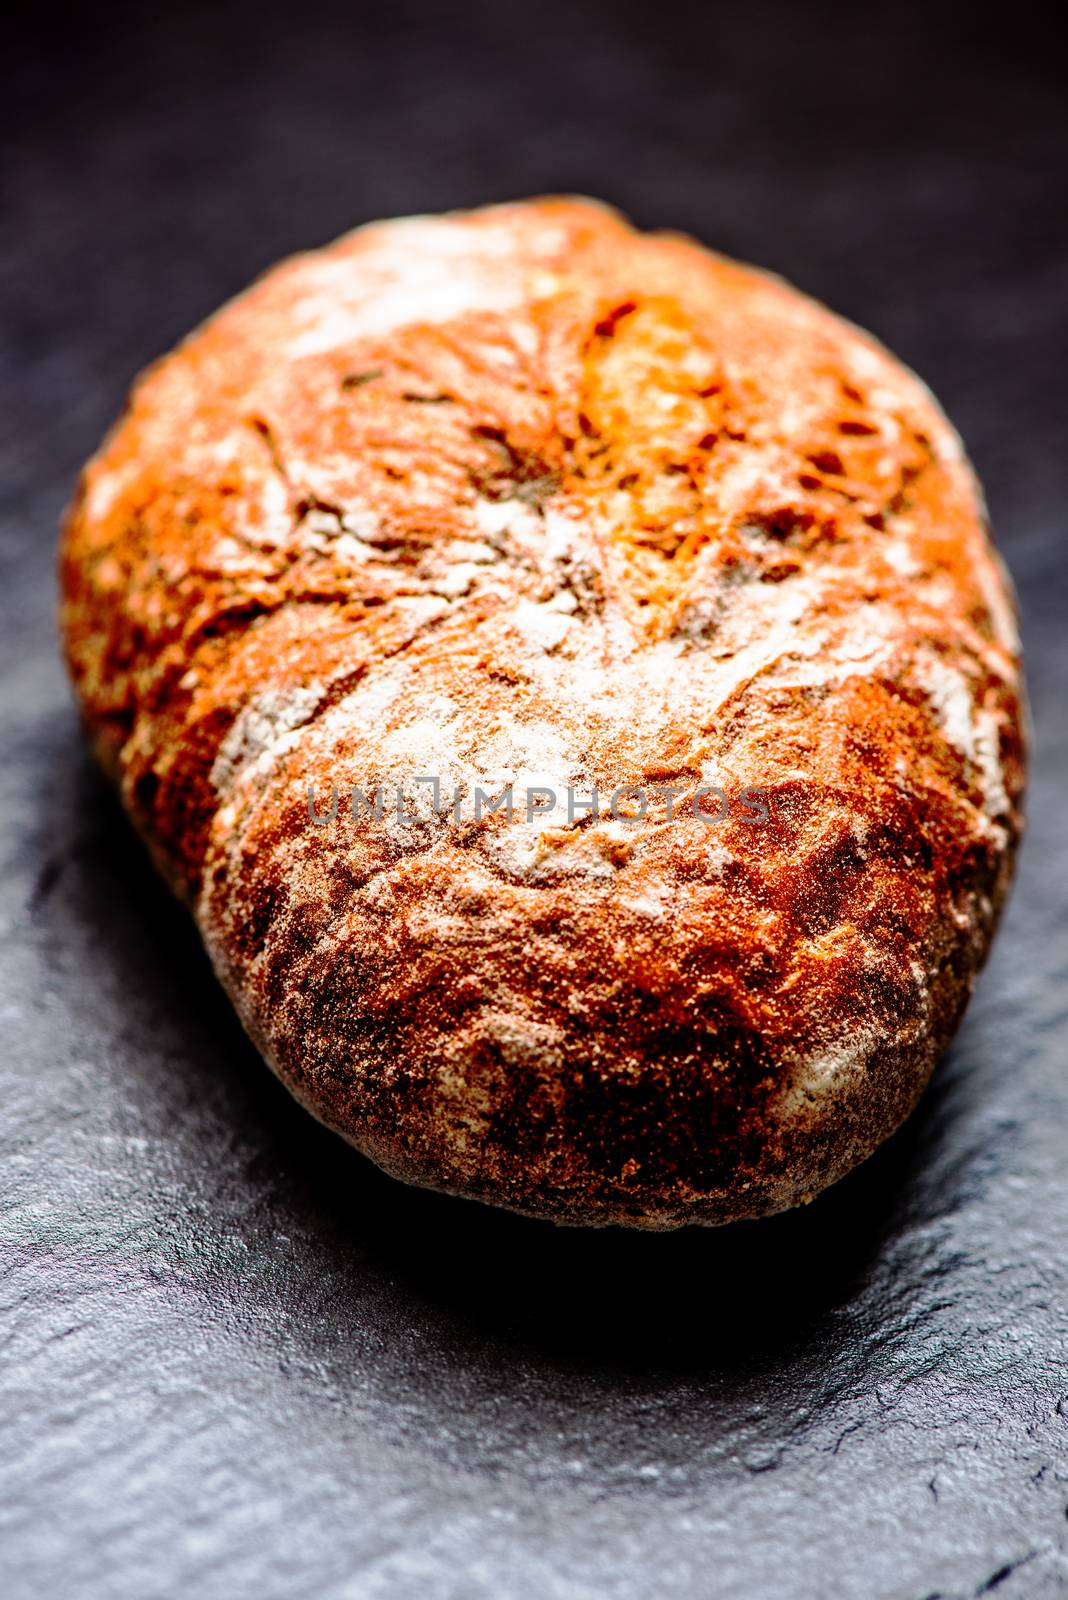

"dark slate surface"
[2,3,1067,1595]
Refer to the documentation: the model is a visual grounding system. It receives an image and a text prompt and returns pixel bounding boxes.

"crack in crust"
[58,198,1027,1227]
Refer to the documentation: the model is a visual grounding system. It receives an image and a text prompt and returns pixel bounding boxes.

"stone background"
[2,3,1066,1595]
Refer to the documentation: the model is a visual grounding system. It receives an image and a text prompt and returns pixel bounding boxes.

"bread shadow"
[49,745,961,1386]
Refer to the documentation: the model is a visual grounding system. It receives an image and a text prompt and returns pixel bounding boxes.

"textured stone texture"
[2,2,1067,1596]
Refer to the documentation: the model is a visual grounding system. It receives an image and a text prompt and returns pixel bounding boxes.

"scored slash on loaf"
[59,198,1026,1227]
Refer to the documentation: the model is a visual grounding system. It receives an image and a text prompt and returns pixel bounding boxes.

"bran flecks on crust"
[59,198,1027,1227]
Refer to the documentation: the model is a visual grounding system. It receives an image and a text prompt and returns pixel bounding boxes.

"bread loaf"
[59,198,1026,1227]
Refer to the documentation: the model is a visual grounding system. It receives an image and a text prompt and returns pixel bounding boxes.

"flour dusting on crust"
[59,199,1027,1227]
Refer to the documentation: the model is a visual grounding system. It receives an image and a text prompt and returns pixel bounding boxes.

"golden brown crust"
[59,198,1027,1226]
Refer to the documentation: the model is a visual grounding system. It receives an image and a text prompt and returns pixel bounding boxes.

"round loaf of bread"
[60,198,1026,1227]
